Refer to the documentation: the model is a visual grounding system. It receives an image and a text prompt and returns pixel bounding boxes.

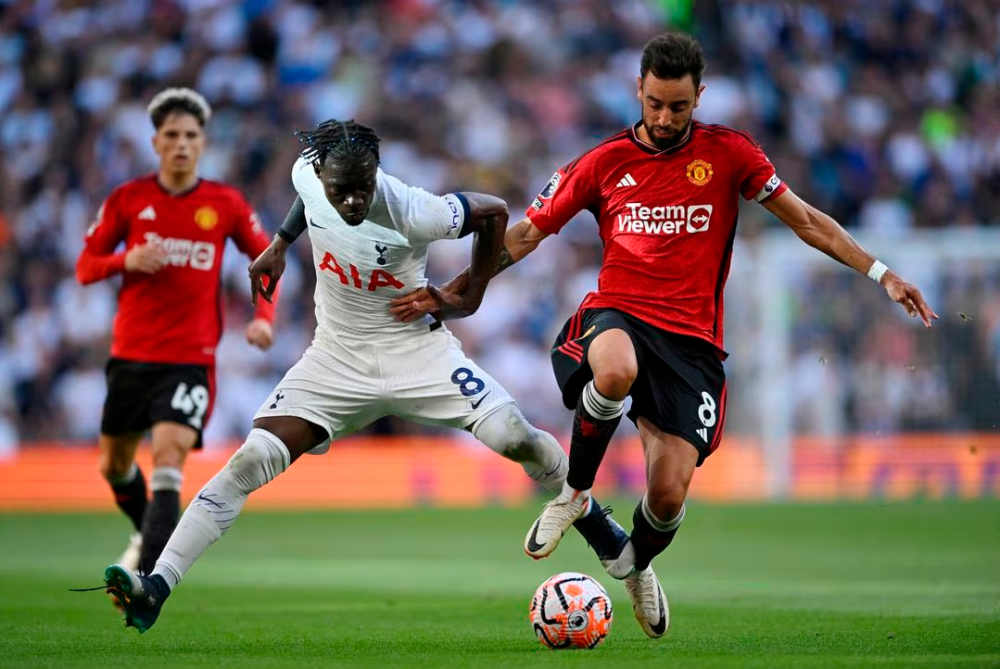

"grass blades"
[0,501,997,668]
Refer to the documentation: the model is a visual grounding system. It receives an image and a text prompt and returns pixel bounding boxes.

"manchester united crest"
[686,159,713,186]
[194,206,218,230]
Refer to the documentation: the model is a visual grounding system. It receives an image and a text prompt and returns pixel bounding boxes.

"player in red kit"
[76,88,278,579]
[390,32,937,638]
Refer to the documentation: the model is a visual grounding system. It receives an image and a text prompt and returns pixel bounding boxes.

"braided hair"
[296,119,380,166]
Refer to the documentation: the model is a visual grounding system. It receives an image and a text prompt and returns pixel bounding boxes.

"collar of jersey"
[154,175,203,197]
[628,121,695,156]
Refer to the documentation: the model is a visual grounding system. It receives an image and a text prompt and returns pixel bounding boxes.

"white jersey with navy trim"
[291,156,467,344]
[266,157,515,448]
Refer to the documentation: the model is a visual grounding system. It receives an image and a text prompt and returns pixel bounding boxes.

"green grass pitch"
[0,501,997,668]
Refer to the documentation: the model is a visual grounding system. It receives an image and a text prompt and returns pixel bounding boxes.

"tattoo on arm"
[495,248,514,275]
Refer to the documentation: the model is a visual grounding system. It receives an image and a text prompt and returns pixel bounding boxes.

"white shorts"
[254,326,515,452]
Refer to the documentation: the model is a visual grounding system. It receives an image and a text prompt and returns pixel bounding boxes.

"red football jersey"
[76,176,276,366]
[527,121,787,355]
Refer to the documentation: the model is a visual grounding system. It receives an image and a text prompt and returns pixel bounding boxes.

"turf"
[0,501,997,668]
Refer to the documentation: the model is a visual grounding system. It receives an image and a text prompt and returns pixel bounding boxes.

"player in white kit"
[103,120,632,633]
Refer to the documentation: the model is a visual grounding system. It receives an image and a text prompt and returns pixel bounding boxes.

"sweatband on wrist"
[867,260,888,284]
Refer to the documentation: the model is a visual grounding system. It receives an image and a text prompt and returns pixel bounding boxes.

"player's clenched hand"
[245,318,274,350]
[124,243,168,274]
[389,286,441,322]
[249,239,288,307]
[883,272,939,327]
[390,284,483,322]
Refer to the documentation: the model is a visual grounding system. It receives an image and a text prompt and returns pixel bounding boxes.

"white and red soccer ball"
[529,572,613,649]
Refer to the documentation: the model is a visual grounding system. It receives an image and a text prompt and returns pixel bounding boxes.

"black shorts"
[551,308,727,466]
[101,357,216,449]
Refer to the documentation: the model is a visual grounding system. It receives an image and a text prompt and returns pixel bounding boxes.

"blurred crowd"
[0,0,998,450]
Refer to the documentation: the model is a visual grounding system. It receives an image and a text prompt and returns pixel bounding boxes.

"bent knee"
[592,366,637,399]
[646,480,688,517]
[98,457,130,482]
[223,429,290,488]
[503,432,545,463]
[482,417,559,466]
[98,449,135,481]
[227,438,269,470]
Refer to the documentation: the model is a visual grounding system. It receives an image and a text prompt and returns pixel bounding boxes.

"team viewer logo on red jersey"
[616,203,713,235]
[143,231,216,270]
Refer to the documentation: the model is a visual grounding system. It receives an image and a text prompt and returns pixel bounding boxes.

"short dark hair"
[296,119,381,166]
[640,32,706,90]
[147,88,211,129]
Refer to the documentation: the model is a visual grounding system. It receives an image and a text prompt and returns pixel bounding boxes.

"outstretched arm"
[249,197,305,306]
[763,189,938,327]
[390,215,549,322]
[439,217,548,294]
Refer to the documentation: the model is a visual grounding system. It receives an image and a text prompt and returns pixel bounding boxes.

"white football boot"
[524,494,591,559]
[118,532,143,571]
[624,567,669,638]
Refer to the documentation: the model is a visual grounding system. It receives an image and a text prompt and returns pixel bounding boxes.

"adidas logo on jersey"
[138,206,157,221]
[696,427,708,442]
[616,173,637,188]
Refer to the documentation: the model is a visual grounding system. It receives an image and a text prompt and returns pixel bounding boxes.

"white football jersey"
[291,156,466,344]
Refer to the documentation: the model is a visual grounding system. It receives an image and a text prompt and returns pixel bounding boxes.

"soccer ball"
[529,572,613,649]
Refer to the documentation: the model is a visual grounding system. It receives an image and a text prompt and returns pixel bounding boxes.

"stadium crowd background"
[1,0,998,452]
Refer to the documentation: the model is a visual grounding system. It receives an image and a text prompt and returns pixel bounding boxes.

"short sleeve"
[735,134,788,203]
[83,188,127,251]
[228,190,268,258]
[379,171,467,244]
[525,155,599,235]
[291,156,326,209]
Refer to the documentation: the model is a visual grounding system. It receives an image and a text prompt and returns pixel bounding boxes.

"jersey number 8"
[450,367,485,397]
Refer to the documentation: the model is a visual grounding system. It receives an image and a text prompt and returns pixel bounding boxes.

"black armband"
[277,196,306,243]
[454,192,473,238]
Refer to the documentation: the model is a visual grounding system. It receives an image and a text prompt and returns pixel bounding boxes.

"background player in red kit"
[391,32,938,638]
[76,87,278,577]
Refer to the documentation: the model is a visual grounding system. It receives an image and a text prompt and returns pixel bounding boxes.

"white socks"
[641,495,686,532]
[580,380,625,421]
[152,428,290,589]
[105,462,139,486]
[150,466,183,492]
[558,480,593,514]
[472,404,569,493]
[521,432,568,494]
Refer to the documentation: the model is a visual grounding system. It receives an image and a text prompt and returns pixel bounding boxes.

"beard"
[642,117,693,151]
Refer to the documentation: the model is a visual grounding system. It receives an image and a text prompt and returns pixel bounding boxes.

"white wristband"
[867,260,888,284]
